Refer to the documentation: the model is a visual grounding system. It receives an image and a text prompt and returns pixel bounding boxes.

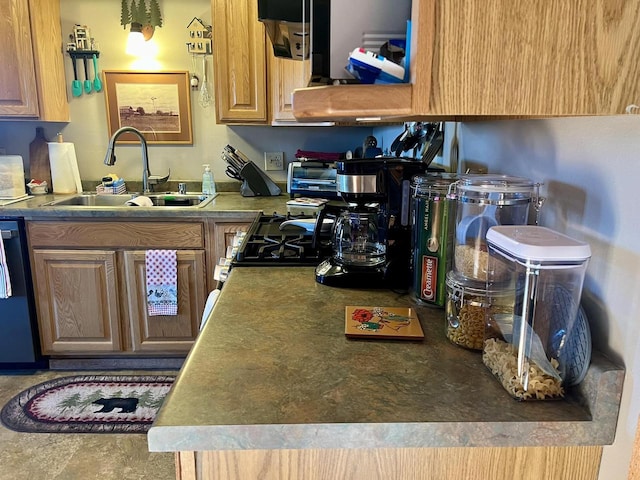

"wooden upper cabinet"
[211,0,310,124]
[293,0,640,121]
[0,0,39,117]
[0,0,69,121]
[269,53,310,123]
[212,0,267,123]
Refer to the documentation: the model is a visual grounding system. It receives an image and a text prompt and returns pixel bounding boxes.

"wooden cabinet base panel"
[48,356,185,371]
[177,446,603,480]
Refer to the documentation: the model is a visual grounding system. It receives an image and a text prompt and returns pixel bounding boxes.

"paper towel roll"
[48,142,83,194]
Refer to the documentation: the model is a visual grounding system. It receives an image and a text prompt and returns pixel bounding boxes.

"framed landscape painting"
[103,71,193,144]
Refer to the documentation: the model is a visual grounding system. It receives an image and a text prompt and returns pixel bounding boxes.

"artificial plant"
[121,0,163,40]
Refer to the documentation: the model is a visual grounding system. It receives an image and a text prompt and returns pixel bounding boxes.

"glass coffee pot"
[314,202,388,287]
[333,205,385,267]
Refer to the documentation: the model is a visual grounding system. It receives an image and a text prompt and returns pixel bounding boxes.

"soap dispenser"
[202,164,216,195]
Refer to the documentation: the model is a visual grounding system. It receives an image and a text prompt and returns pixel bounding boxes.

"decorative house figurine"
[186,17,212,54]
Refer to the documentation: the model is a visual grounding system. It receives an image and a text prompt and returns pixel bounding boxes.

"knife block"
[239,161,281,197]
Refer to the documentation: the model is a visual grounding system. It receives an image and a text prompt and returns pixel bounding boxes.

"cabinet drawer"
[28,221,204,249]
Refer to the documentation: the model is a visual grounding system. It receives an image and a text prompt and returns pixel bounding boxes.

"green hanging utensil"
[83,57,92,93]
[92,54,102,92]
[71,57,82,97]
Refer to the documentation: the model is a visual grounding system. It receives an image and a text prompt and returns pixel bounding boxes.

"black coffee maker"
[313,158,429,289]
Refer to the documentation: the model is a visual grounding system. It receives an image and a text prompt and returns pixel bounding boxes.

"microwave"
[257,0,411,84]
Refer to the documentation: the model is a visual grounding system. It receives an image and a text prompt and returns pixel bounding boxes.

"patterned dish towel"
[145,250,177,316]
[0,235,11,299]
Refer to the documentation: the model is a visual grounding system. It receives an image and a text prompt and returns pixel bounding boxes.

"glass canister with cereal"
[445,270,514,351]
[483,226,591,401]
[454,174,537,282]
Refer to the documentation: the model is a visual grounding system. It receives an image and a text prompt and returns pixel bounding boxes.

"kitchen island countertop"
[148,267,623,452]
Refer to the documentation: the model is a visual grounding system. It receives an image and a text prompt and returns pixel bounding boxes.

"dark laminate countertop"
[147,267,624,452]
[0,192,290,219]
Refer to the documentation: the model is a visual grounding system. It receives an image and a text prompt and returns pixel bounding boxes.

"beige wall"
[460,115,640,480]
[0,0,369,186]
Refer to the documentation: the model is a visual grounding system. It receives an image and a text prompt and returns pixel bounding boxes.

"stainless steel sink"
[43,193,217,208]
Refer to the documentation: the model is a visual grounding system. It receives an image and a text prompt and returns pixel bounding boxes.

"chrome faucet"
[103,126,169,194]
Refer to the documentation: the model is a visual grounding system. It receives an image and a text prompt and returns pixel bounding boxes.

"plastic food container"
[483,226,591,401]
[445,270,514,351]
[0,155,26,198]
[411,173,458,307]
[454,174,537,282]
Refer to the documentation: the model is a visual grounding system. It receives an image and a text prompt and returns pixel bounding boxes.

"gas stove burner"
[257,233,307,260]
[232,213,331,267]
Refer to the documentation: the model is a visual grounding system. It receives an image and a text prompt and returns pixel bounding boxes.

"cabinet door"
[212,221,251,262]
[293,0,640,120]
[0,0,39,116]
[32,249,122,354]
[123,250,206,353]
[212,0,267,123]
[0,0,68,120]
[269,53,310,123]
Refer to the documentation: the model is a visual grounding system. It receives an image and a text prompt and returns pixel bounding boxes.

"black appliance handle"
[310,206,329,251]
[311,201,345,250]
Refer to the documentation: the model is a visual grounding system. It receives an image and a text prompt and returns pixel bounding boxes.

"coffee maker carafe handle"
[311,202,343,250]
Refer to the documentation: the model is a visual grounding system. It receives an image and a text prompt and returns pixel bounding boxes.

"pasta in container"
[483,226,591,401]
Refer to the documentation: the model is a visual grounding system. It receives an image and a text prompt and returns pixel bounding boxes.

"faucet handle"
[148,169,170,185]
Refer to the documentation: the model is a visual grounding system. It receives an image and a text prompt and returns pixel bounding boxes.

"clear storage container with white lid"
[453,174,539,282]
[483,225,591,401]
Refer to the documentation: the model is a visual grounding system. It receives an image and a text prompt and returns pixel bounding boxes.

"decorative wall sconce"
[120,0,163,55]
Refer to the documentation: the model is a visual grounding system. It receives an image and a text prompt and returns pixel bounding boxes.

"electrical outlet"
[264,151,284,171]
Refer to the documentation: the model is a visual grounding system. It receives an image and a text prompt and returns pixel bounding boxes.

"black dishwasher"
[0,219,45,368]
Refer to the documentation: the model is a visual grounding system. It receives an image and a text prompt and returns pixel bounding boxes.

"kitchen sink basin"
[43,192,217,208]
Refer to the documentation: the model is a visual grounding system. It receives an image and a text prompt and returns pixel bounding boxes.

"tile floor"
[0,369,177,480]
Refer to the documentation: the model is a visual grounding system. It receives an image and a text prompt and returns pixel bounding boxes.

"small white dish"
[28,184,48,195]
[125,195,154,207]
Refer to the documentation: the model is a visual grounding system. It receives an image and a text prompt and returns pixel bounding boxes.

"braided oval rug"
[1,375,175,434]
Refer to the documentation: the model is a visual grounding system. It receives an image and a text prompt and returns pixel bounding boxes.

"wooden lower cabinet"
[123,250,206,353]
[176,446,603,480]
[211,220,251,260]
[32,249,122,354]
[28,219,211,357]
[32,247,205,355]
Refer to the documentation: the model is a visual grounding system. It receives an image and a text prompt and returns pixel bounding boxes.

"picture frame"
[103,70,193,144]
